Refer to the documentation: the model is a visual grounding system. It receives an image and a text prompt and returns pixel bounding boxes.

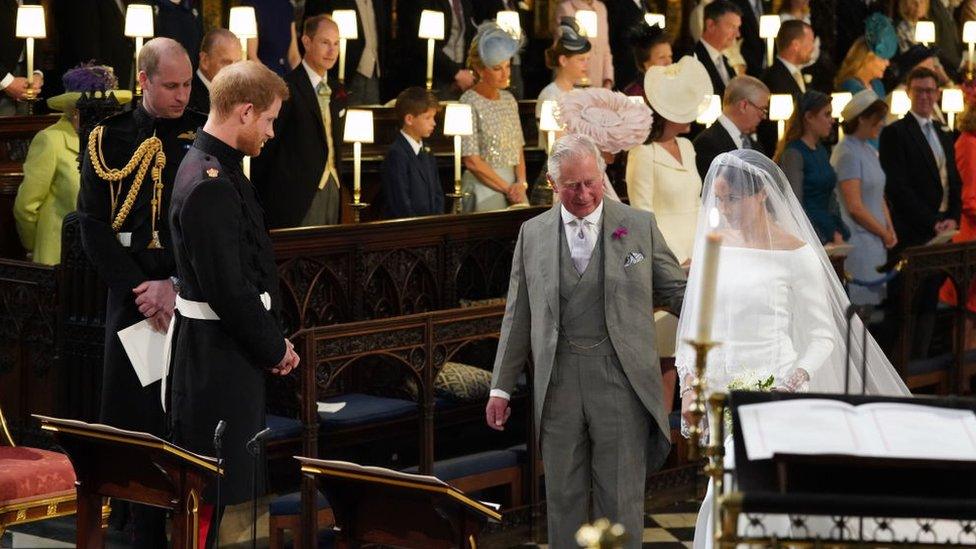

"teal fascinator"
[475,22,523,67]
[864,13,897,60]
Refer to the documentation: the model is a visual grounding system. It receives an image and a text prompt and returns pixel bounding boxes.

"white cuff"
[0,73,13,91]
[489,388,510,400]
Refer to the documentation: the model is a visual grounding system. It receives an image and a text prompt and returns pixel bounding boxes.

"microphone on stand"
[246,427,272,549]
[213,419,227,541]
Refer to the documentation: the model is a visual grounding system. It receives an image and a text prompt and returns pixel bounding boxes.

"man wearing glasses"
[692,75,771,179]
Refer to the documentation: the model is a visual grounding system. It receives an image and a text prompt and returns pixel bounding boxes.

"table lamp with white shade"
[769,94,794,141]
[831,92,852,140]
[575,10,597,38]
[890,89,911,117]
[418,10,445,90]
[497,11,520,38]
[229,6,257,62]
[964,21,976,80]
[124,4,153,97]
[332,10,358,84]
[15,4,45,107]
[696,95,721,126]
[444,103,473,213]
[343,109,374,221]
[914,21,935,47]
[644,13,665,29]
[759,15,780,67]
[942,88,964,130]
[539,100,562,154]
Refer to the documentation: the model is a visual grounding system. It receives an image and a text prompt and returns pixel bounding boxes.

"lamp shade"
[644,13,665,29]
[15,5,45,39]
[332,9,358,39]
[964,21,976,44]
[418,10,445,40]
[769,94,794,121]
[890,89,911,116]
[444,103,474,136]
[497,11,521,38]
[229,6,258,39]
[758,15,780,39]
[830,92,853,119]
[942,88,964,114]
[343,109,374,143]
[914,21,935,44]
[696,95,722,125]
[124,4,153,38]
[575,10,597,38]
[539,100,562,132]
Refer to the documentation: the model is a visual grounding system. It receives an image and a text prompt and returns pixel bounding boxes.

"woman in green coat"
[14,64,130,265]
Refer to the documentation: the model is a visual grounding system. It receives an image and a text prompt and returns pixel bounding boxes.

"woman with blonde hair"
[835,13,897,98]
[894,0,930,52]
[460,23,528,212]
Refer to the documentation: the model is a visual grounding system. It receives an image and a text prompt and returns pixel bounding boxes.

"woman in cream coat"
[627,57,712,359]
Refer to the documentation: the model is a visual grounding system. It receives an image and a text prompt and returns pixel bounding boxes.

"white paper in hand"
[118,319,168,387]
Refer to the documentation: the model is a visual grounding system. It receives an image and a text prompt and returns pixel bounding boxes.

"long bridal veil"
[675,150,909,422]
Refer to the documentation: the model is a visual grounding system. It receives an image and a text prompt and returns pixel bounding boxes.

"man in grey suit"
[486,134,687,548]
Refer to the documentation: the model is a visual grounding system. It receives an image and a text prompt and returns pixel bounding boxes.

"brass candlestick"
[349,201,369,223]
[685,339,719,460]
[706,391,728,547]
[446,190,464,214]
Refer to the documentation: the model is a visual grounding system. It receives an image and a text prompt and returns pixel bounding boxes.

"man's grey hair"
[723,75,769,107]
[547,134,607,185]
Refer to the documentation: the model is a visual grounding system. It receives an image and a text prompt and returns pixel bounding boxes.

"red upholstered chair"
[0,406,77,537]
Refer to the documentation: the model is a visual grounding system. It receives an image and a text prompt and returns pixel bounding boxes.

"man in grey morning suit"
[486,134,687,548]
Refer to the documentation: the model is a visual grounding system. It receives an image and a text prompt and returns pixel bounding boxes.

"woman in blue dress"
[832,90,897,305]
[774,91,850,244]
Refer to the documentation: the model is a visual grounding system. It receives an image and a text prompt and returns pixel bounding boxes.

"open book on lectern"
[737,399,976,462]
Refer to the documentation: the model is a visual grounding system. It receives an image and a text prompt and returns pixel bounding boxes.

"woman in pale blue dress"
[831,90,897,305]
[460,23,528,212]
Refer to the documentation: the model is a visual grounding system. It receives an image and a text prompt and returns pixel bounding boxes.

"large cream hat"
[643,56,713,124]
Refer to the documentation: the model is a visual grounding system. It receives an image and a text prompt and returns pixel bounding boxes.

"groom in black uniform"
[77,36,205,548]
[168,60,299,547]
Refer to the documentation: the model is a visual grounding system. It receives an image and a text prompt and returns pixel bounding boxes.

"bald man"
[77,37,207,547]
[188,28,243,114]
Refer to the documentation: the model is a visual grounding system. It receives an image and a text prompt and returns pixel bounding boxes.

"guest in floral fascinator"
[13,64,131,265]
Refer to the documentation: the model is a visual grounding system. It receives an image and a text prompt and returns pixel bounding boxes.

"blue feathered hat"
[473,22,523,68]
[864,13,897,60]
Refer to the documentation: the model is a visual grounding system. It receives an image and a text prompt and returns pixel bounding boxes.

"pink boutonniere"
[612,226,628,240]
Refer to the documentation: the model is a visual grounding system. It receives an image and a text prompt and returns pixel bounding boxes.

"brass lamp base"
[349,201,369,223]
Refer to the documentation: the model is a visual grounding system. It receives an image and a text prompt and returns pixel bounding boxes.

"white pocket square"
[624,251,645,268]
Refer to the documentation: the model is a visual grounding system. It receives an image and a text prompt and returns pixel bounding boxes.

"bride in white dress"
[675,150,914,548]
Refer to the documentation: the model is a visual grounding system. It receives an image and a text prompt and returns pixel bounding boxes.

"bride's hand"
[680,386,696,425]
[774,367,810,393]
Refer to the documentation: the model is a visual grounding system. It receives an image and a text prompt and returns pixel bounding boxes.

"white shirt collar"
[302,59,326,90]
[400,130,423,155]
[560,200,605,227]
[910,110,933,128]
[196,68,212,90]
[701,39,725,65]
[777,56,801,77]
[717,114,744,149]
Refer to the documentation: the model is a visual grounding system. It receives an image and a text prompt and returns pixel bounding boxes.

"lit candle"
[695,232,722,342]
[453,135,462,190]
[353,141,362,202]
[26,37,34,89]
[418,10,445,90]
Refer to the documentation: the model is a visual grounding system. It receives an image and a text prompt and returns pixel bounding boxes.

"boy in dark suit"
[381,87,445,218]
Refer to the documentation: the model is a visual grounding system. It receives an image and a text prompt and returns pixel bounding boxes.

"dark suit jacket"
[880,114,962,250]
[187,71,210,115]
[692,120,765,180]
[692,41,735,100]
[51,0,133,95]
[252,65,346,228]
[757,58,805,153]
[729,0,765,77]
[304,0,390,83]
[0,0,22,81]
[381,133,444,217]
[419,0,476,89]
[606,0,648,94]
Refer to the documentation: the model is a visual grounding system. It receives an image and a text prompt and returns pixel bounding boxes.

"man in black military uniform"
[76,37,206,548]
[168,60,298,547]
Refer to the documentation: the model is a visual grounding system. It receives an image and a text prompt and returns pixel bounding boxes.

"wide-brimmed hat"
[47,63,131,112]
[841,89,884,121]
[643,56,712,124]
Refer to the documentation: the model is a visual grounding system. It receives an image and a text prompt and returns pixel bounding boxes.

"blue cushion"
[402,450,519,481]
[266,414,303,441]
[905,353,952,376]
[318,393,417,428]
[269,490,330,516]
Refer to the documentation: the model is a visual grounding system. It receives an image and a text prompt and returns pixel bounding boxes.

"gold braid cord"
[87,125,167,248]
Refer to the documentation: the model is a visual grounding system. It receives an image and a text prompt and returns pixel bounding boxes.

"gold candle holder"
[685,339,718,460]
[706,391,728,546]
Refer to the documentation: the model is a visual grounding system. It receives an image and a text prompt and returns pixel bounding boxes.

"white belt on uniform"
[160,292,271,410]
[117,232,132,247]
